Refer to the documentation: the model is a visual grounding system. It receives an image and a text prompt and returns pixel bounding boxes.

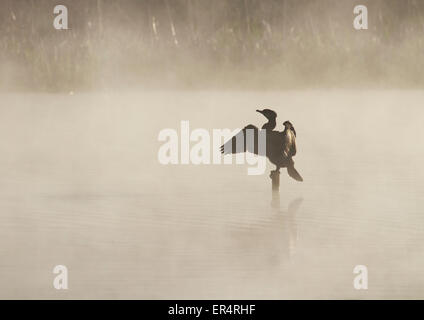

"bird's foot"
[269,169,280,179]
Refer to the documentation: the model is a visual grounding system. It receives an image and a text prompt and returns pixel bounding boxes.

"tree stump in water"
[270,170,280,208]
[270,170,280,191]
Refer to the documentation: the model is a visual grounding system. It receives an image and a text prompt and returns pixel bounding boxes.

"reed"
[1,0,424,91]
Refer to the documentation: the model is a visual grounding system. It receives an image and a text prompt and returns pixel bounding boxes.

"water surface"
[0,90,423,299]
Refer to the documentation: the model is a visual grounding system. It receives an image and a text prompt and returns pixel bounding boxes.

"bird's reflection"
[272,190,303,258]
[226,192,303,270]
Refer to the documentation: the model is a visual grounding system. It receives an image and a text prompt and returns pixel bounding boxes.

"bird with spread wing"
[220,109,303,182]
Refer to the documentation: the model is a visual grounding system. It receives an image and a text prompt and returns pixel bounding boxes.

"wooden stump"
[270,170,280,208]
[270,170,280,191]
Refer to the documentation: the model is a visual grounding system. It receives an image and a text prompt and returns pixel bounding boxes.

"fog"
[1,1,424,299]
[1,91,424,299]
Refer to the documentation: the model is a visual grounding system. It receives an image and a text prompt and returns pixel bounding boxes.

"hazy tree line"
[1,0,424,91]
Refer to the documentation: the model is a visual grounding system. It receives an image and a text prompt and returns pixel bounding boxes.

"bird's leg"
[269,166,280,179]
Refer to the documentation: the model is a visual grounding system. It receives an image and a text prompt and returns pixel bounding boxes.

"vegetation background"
[1,0,424,91]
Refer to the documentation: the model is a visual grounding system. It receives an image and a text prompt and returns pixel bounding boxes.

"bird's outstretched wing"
[220,125,262,155]
[291,136,297,157]
[282,129,297,158]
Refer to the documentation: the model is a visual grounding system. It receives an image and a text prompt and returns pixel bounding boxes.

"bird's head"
[256,109,277,120]
[283,120,293,128]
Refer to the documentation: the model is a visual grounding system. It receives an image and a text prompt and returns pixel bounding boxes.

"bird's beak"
[256,109,263,114]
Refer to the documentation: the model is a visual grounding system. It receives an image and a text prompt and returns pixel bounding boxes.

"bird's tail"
[287,163,303,182]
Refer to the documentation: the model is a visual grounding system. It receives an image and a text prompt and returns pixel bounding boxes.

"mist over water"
[1,90,423,298]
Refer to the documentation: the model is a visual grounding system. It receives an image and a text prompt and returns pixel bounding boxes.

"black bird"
[220,110,303,182]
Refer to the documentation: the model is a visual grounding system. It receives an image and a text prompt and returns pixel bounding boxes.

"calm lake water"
[0,90,423,299]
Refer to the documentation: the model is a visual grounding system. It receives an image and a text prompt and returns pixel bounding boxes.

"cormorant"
[220,110,303,182]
